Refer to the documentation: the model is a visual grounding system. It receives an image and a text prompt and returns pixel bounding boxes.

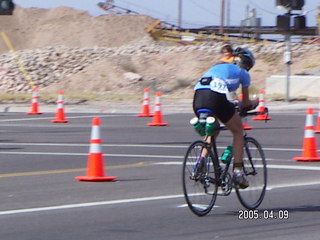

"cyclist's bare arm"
[241,86,258,111]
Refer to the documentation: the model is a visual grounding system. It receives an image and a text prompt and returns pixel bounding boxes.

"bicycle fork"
[243,141,257,176]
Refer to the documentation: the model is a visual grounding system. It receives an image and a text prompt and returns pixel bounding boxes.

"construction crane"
[97,0,139,15]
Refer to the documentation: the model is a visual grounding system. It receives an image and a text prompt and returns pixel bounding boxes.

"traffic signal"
[277,14,306,30]
[294,15,306,29]
[0,0,15,15]
[276,0,304,10]
[277,14,290,30]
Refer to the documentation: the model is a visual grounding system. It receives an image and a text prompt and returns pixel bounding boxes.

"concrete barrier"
[266,75,320,98]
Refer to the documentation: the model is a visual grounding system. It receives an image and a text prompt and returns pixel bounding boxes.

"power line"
[115,0,220,27]
[247,0,277,15]
[112,0,285,28]
[190,0,219,18]
[116,0,168,16]
[190,0,240,25]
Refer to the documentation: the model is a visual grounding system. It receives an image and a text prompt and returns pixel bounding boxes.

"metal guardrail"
[152,29,272,45]
[146,20,319,45]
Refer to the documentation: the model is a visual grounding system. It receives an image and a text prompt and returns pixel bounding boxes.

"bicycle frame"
[202,109,266,195]
[203,129,233,196]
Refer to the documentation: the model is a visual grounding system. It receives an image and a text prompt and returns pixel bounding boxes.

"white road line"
[0,194,183,216]
[0,114,135,122]
[0,151,302,162]
[0,142,306,152]
[0,149,311,162]
[177,204,221,208]
[0,180,320,216]
[267,164,320,171]
[266,181,320,190]
[0,151,86,156]
[155,162,320,171]
[0,151,183,159]
[0,143,188,148]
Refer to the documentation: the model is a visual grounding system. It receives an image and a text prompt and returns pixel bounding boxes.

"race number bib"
[210,77,228,94]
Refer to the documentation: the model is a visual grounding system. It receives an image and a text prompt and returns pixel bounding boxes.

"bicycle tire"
[236,137,267,209]
[182,140,219,216]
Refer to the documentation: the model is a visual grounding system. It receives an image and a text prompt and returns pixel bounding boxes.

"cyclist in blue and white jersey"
[193,47,258,189]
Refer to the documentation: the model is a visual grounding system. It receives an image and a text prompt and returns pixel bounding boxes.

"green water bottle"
[190,117,205,136]
[205,117,216,136]
[221,145,233,164]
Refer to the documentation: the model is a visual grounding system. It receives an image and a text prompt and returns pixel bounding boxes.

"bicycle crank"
[221,172,232,196]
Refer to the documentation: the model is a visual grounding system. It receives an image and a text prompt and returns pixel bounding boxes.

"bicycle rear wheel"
[182,140,219,216]
[236,137,267,209]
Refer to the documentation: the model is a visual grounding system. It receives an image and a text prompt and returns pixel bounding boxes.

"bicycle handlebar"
[234,100,269,122]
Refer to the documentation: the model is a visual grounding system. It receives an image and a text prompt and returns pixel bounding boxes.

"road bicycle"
[182,106,268,216]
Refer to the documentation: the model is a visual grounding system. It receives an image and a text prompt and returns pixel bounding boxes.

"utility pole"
[276,0,305,102]
[219,0,225,34]
[318,5,320,36]
[226,0,230,26]
[284,29,292,102]
[178,0,182,28]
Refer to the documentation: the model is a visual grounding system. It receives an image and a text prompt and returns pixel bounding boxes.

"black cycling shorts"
[193,89,235,123]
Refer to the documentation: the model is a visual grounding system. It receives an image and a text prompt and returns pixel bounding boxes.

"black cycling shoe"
[233,171,249,189]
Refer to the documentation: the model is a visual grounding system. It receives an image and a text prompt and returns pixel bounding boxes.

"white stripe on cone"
[90,143,102,154]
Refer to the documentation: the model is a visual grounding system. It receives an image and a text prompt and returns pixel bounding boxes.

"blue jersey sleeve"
[240,69,251,88]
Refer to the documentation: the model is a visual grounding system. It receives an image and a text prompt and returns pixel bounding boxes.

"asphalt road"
[0,110,319,240]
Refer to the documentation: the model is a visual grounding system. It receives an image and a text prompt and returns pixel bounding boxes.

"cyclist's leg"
[201,136,211,157]
[206,92,244,171]
[223,112,249,189]
[194,90,243,167]
[223,112,244,171]
[195,136,212,175]
[193,90,215,152]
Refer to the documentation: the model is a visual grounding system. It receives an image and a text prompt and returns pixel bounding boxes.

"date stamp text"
[238,209,289,220]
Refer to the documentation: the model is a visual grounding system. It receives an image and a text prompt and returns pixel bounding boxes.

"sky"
[13,0,320,27]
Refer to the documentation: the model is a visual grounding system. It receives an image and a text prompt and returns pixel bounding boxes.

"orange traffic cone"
[27,87,42,115]
[148,92,168,126]
[137,88,153,117]
[76,117,117,181]
[52,91,68,123]
[242,121,253,130]
[315,104,320,134]
[294,108,320,161]
[252,89,271,121]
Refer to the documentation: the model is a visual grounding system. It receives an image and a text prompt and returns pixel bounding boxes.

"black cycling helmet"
[233,47,255,71]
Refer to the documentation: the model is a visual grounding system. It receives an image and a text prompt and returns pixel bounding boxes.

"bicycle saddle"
[196,109,215,122]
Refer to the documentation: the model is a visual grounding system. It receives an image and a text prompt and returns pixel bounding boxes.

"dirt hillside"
[1,6,155,50]
[0,6,319,100]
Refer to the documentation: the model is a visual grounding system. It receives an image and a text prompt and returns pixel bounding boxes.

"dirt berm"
[0,6,319,101]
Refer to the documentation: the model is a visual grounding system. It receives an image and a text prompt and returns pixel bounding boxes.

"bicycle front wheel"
[182,140,219,216]
[236,137,267,209]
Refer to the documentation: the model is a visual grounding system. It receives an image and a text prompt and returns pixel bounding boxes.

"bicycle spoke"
[182,141,219,216]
